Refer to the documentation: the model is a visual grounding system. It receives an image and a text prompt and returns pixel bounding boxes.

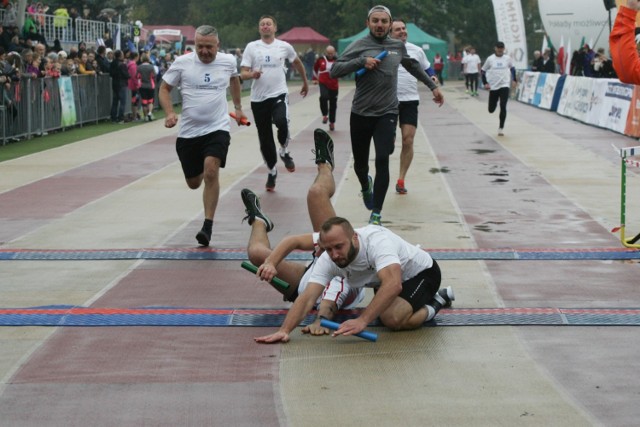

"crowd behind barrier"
[0,2,183,146]
[516,71,640,138]
[1,73,180,145]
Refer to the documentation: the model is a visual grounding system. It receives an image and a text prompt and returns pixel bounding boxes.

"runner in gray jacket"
[330,5,443,225]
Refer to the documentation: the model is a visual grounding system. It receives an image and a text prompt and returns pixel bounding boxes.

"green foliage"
[125,0,542,59]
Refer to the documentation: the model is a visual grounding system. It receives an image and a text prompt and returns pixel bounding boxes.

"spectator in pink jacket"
[127,51,141,121]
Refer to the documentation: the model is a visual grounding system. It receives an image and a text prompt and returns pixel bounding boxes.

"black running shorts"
[398,100,419,127]
[398,260,441,312]
[139,88,155,104]
[176,130,230,178]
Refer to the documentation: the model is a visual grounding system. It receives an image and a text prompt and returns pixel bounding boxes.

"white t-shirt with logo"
[162,51,238,138]
[397,42,431,102]
[309,225,434,289]
[482,53,514,90]
[241,39,298,102]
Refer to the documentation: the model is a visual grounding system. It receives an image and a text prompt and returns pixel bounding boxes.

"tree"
[123,0,542,59]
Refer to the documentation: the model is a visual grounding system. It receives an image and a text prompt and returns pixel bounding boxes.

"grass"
[0,107,176,163]
[0,85,253,163]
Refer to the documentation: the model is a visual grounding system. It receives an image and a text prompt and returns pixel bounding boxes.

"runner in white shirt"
[254,215,455,343]
[481,41,517,136]
[390,19,439,195]
[241,15,309,191]
[159,25,247,247]
[461,47,481,96]
[242,129,364,336]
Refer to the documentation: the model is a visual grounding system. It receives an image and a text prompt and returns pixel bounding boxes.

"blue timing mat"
[1,247,639,261]
[1,307,639,327]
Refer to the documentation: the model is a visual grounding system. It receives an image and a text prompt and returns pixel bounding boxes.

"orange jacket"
[610,6,640,84]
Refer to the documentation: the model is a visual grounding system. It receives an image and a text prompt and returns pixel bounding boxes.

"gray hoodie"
[331,33,437,116]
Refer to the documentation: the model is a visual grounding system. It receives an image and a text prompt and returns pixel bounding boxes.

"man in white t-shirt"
[254,213,454,343]
[159,25,247,246]
[461,46,481,96]
[241,15,309,191]
[390,19,439,195]
[481,41,517,136]
[242,129,365,336]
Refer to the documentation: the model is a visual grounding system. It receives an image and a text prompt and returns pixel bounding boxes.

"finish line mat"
[1,307,640,327]
[1,247,639,261]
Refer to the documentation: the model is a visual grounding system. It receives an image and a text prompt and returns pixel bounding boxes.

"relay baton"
[229,112,251,126]
[241,261,289,291]
[320,318,378,342]
[355,50,388,77]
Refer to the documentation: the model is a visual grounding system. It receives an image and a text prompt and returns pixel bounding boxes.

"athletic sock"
[426,295,443,321]
[202,218,213,234]
[425,305,436,321]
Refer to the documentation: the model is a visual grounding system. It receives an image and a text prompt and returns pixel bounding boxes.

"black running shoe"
[313,128,334,170]
[265,171,277,191]
[434,286,455,308]
[368,212,382,226]
[196,228,211,246]
[280,152,295,172]
[361,175,374,210]
[241,188,274,232]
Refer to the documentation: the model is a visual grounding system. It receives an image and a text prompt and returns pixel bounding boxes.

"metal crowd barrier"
[75,19,133,47]
[1,74,182,146]
[0,9,133,46]
[447,60,463,81]
[41,14,73,44]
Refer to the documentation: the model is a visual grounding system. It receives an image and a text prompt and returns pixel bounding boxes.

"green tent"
[337,23,450,78]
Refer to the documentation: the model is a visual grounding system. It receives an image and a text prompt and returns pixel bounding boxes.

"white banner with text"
[491,0,529,69]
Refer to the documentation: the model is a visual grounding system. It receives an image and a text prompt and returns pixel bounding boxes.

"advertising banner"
[598,80,633,133]
[491,0,529,69]
[58,76,77,127]
[625,85,640,137]
[538,73,560,110]
[518,71,538,104]
[538,0,617,54]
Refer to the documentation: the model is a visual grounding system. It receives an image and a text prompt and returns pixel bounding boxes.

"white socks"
[425,305,436,321]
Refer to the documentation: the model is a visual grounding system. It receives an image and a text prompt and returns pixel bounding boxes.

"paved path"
[0,81,639,426]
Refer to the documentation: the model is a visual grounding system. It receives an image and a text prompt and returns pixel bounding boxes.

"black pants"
[466,73,478,92]
[319,84,338,124]
[350,112,397,212]
[251,93,290,169]
[488,87,510,128]
[110,86,126,122]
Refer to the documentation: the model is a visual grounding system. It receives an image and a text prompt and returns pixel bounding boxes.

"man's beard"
[334,241,357,268]
[369,29,389,41]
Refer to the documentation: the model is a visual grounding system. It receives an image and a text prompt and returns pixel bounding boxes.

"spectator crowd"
[531,43,617,79]
[1,1,182,128]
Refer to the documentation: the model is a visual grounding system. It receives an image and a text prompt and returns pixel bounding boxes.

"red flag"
[557,35,565,74]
